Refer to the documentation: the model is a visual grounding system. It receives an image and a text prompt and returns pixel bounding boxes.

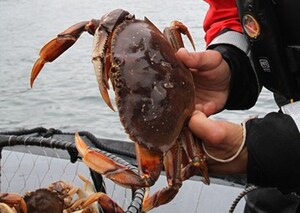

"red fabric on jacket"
[203,0,243,45]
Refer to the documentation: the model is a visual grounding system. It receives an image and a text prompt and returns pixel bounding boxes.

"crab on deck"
[30,9,209,212]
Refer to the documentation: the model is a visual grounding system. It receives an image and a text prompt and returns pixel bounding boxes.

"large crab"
[30,9,209,212]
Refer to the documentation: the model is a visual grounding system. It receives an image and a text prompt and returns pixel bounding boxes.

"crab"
[0,177,116,213]
[30,9,209,212]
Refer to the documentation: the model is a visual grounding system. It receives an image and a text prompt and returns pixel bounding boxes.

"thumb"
[188,111,226,146]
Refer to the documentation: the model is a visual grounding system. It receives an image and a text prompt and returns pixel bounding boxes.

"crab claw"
[91,9,132,112]
[30,20,97,88]
[30,37,76,88]
[91,29,115,111]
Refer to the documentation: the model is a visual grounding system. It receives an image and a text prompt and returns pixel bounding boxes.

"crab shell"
[24,189,64,213]
[97,15,195,154]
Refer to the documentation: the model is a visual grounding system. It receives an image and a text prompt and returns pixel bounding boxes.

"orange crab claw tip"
[30,58,46,88]
[74,132,89,156]
[100,89,115,111]
[109,103,115,111]
[105,98,115,112]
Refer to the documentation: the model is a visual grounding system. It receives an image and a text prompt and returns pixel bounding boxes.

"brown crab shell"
[110,17,195,153]
[24,189,64,213]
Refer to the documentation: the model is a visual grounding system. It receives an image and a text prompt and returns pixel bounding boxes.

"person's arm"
[189,109,300,195]
[179,0,300,195]
[204,0,262,110]
[246,111,300,194]
[178,1,261,113]
[211,44,260,110]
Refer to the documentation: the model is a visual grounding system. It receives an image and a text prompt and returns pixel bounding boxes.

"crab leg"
[65,175,100,212]
[30,20,100,88]
[75,132,163,188]
[163,20,196,51]
[142,140,183,212]
[181,128,210,184]
[0,193,27,213]
[68,190,124,213]
[80,192,124,213]
[142,128,209,211]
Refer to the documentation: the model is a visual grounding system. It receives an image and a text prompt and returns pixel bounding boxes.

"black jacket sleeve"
[246,112,300,195]
[208,43,262,110]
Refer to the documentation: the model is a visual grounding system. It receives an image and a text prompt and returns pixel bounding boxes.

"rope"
[0,127,49,136]
[0,134,78,163]
[0,127,136,159]
[128,188,146,213]
[229,185,258,213]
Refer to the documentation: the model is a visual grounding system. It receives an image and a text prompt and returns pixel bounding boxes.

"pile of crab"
[0,175,118,213]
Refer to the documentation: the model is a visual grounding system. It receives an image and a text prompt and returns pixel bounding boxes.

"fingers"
[195,102,218,116]
[188,111,226,145]
[176,48,223,70]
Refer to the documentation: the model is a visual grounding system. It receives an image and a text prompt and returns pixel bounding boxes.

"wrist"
[203,123,244,162]
[203,122,248,174]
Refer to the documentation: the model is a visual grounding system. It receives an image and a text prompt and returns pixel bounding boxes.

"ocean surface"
[0,0,278,212]
[0,0,278,139]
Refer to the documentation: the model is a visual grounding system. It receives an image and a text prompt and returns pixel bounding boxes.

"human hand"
[176,48,231,115]
[189,110,247,175]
